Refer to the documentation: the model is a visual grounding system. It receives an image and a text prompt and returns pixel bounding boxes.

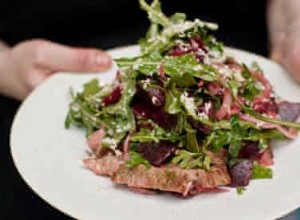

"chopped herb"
[236,187,246,195]
[165,170,177,180]
[251,163,273,179]
[126,151,151,168]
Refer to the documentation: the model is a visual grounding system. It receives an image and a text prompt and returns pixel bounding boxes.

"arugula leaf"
[236,187,246,195]
[131,121,182,143]
[202,34,224,53]
[172,150,210,170]
[258,139,268,150]
[243,106,300,129]
[186,128,200,153]
[227,77,239,98]
[102,74,137,133]
[66,94,102,135]
[139,0,170,27]
[209,131,230,152]
[117,54,218,81]
[83,79,100,98]
[126,151,151,168]
[169,73,198,87]
[170,13,186,24]
[229,136,242,157]
[165,83,182,114]
[251,163,273,179]
[240,64,261,101]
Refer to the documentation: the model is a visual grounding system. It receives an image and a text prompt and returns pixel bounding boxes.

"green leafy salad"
[65,0,300,195]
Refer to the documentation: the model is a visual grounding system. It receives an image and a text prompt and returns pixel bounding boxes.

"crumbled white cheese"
[133,63,140,70]
[151,96,159,105]
[197,111,208,119]
[204,102,212,113]
[193,65,203,71]
[234,70,245,82]
[180,92,196,116]
[115,150,122,157]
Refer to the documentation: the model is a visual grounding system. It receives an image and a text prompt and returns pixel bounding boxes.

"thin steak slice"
[112,164,230,196]
[83,150,230,196]
[83,154,122,176]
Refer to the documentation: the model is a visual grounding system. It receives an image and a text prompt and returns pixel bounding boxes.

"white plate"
[10,45,300,220]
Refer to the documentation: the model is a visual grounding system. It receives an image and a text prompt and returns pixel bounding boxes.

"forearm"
[0,48,12,98]
[268,0,300,82]
[268,0,300,58]
[0,40,9,51]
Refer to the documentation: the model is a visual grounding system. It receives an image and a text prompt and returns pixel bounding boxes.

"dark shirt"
[0,0,267,54]
[0,1,267,219]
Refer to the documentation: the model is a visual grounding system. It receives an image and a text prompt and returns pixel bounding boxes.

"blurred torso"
[0,0,267,54]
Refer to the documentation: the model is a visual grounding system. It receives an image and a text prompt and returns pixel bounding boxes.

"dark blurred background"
[0,0,267,219]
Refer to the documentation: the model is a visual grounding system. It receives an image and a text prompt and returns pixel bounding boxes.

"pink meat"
[83,154,122,176]
[216,88,232,120]
[239,114,298,139]
[112,164,230,196]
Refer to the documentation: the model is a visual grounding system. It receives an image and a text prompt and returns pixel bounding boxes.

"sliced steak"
[112,164,230,196]
[83,154,122,176]
[207,149,227,165]
[87,128,109,156]
[83,149,230,196]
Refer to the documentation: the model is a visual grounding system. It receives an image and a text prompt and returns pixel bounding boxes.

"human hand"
[268,0,300,82]
[0,39,112,100]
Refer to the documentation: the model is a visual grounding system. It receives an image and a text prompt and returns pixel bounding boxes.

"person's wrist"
[0,40,9,51]
[0,50,13,98]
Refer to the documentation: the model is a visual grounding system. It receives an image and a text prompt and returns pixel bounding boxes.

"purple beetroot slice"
[278,101,300,122]
[137,141,177,166]
[136,84,165,107]
[102,86,122,106]
[151,108,178,131]
[239,141,260,159]
[253,97,279,115]
[132,103,151,119]
[229,160,253,187]
[187,117,211,135]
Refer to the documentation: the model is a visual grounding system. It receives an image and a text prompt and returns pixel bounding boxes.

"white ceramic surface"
[10,45,300,220]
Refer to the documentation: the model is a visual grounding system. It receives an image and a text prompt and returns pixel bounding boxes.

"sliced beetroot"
[239,141,260,159]
[168,46,191,56]
[253,97,278,115]
[187,117,211,135]
[189,36,207,53]
[229,160,253,187]
[168,35,207,60]
[278,101,300,122]
[137,84,165,107]
[151,108,178,130]
[132,103,151,119]
[102,86,122,106]
[137,141,177,166]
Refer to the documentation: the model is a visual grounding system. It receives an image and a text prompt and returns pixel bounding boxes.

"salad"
[65,0,300,196]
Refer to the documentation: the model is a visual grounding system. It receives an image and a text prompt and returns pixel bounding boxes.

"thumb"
[36,41,112,72]
[277,32,300,83]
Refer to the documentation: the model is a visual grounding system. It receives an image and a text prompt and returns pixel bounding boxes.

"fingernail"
[95,54,112,68]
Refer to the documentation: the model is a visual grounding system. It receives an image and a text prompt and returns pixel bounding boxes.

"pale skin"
[0,0,299,100]
[0,40,112,100]
[268,0,300,82]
